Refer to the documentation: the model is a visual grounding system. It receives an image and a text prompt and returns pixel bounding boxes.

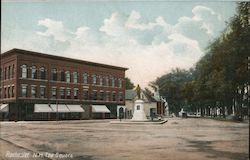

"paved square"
[0,118,249,160]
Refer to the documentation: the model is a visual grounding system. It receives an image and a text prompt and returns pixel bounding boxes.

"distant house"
[117,87,166,119]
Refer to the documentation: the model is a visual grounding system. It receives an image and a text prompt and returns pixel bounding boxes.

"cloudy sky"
[1,0,237,88]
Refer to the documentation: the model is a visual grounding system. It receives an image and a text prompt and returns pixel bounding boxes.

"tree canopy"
[125,77,135,89]
[153,2,249,119]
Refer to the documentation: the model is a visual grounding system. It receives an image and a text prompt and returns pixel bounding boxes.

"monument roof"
[125,89,137,100]
[125,89,159,102]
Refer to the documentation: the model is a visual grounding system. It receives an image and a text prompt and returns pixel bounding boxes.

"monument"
[110,84,168,124]
[131,99,147,121]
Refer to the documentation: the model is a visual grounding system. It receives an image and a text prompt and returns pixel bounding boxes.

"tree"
[151,2,249,119]
[125,77,135,89]
[154,68,194,115]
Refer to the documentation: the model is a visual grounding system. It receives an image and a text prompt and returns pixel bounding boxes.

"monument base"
[131,99,148,121]
[131,110,147,121]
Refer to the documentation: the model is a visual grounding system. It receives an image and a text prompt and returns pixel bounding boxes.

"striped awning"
[92,105,110,113]
[50,104,70,113]
[34,104,85,113]
[34,104,53,112]
[66,105,85,112]
[0,104,9,112]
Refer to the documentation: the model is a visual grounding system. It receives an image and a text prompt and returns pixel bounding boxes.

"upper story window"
[60,87,65,99]
[83,89,89,100]
[4,67,6,80]
[99,76,103,86]
[4,87,7,98]
[92,90,97,100]
[40,67,46,80]
[12,65,15,79]
[105,77,109,86]
[31,85,37,98]
[66,88,71,99]
[40,86,46,98]
[12,86,15,97]
[60,71,65,81]
[31,65,37,79]
[118,78,122,88]
[21,65,27,78]
[21,84,28,97]
[8,86,11,98]
[74,88,79,99]
[73,72,78,83]
[112,92,116,101]
[83,73,88,84]
[51,68,57,81]
[111,77,115,87]
[51,87,57,99]
[0,68,2,80]
[92,74,97,85]
[106,91,110,101]
[8,66,11,79]
[119,92,124,101]
[99,91,104,101]
[65,71,70,83]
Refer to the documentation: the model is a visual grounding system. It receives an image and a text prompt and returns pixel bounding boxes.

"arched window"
[21,65,27,78]
[31,65,37,79]
[40,67,46,80]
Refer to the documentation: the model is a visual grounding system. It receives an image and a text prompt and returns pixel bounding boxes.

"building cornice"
[1,48,128,71]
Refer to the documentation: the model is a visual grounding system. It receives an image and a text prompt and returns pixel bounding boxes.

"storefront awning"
[50,104,71,112]
[92,105,110,113]
[66,105,85,112]
[0,104,9,112]
[34,104,53,112]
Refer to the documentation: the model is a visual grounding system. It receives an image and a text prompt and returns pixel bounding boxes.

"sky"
[1,0,238,88]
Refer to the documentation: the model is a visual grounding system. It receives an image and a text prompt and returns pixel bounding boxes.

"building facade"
[0,49,127,121]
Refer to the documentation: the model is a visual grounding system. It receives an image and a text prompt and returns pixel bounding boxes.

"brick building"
[0,49,127,121]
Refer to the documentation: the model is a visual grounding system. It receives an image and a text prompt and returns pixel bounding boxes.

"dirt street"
[0,118,249,160]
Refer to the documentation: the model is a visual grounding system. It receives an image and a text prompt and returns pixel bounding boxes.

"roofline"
[1,48,128,71]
